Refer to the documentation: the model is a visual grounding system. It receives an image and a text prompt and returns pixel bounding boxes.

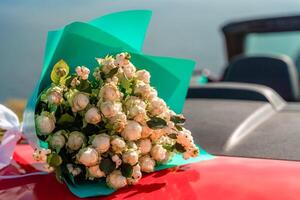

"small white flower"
[122,150,139,166]
[87,165,105,179]
[49,130,66,150]
[99,82,121,101]
[96,56,116,74]
[66,131,86,151]
[137,139,152,155]
[112,154,122,168]
[100,101,122,118]
[71,77,81,87]
[33,148,51,162]
[106,170,128,190]
[151,144,167,162]
[114,52,130,67]
[75,66,90,80]
[125,96,147,122]
[72,92,89,112]
[67,164,82,176]
[139,155,156,173]
[91,134,110,153]
[36,112,56,135]
[76,147,99,167]
[176,128,194,148]
[47,86,63,105]
[148,97,167,116]
[111,136,126,154]
[136,70,150,84]
[134,81,152,99]
[121,120,142,141]
[122,62,136,79]
[85,107,102,124]
[109,112,127,132]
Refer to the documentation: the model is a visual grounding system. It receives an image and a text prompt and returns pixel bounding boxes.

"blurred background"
[1,0,300,109]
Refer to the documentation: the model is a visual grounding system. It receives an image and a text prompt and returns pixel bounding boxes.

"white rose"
[122,62,136,79]
[112,154,122,168]
[139,155,155,173]
[121,120,142,141]
[137,139,152,155]
[109,112,127,132]
[91,134,110,153]
[111,136,126,153]
[100,101,122,118]
[87,165,105,179]
[85,107,102,124]
[106,170,128,190]
[148,97,167,116]
[36,112,55,135]
[147,87,158,100]
[127,164,142,185]
[72,93,89,112]
[47,86,63,105]
[76,147,99,167]
[150,144,167,162]
[136,70,150,84]
[99,83,121,101]
[66,131,86,151]
[122,150,139,166]
[134,81,152,99]
[49,130,66,150]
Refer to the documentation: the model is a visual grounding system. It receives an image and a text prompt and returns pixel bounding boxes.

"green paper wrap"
[22,10,214,198]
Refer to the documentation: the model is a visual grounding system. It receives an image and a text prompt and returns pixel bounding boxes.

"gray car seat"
[224,55,300,101]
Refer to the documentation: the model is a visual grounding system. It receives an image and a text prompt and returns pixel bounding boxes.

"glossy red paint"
[1,145,300,200]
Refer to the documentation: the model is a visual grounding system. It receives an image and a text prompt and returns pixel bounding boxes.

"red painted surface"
[1,145,300,200]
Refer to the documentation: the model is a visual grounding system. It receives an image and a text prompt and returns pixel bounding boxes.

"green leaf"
[105,67,119,79]
[174,143,186,153]
[120,163,133,178]
[175,124,183,131]
[163,143,175,151]
[99,158,116,175]
[55,167,63,183]
[147,117,167,129]
[47,153,63,167]
[120,77,133,95]
[168,133,177,139]
[76,80,91,93]
[51,60,69,85]
[57,113,75,125]
[171,115,186,124]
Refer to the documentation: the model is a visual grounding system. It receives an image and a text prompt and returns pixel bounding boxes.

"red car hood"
[1,145,300,200]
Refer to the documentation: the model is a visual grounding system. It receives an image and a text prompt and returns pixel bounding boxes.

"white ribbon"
[0,104,48,178]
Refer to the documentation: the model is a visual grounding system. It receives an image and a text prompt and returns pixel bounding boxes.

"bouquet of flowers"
[33,52,199,190]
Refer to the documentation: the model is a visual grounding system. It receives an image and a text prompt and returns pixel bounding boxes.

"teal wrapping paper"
[22,10,214,198]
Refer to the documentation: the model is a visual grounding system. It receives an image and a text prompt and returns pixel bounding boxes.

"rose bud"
[35,111,56,136]
[109,112,127,132]
[76,147,99,167]
[100,101,122,118]
[112,154,122,168]
[134,81,152,99]
[85,107,102,124]
[66,131,86,151]
[91,134,110,153]
[96,56,116,74]
[122,62,136,79]
[151,144,167,162]
[48,130,66,150]
[147,87,158,100]
[127,164,142,185]
[47,86,63,105]
[122,150,139,166]
[114,52,129,67]
[121,120,142,141]
[106,170,128,190]
[72,92,89,112]
[137,139,152,155]
[87,165,105,179]
[136,70,150,84]
[111,136,126,154]
[139,155,156,173]
[99,82,121,102]
[148,97,167,116]
[75,66,90,80]
[67,164,82,176]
